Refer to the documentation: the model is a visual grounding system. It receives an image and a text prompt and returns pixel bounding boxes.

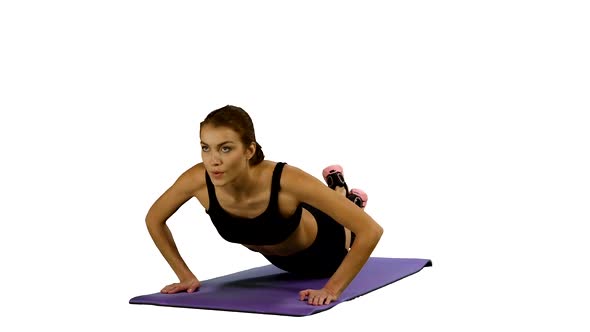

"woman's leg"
[332,186,353,248]
[322,165,368,250]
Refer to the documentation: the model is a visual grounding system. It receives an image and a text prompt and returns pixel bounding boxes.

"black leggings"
[262,203,348,278]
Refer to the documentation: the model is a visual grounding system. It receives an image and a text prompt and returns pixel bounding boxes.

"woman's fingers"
[161,283,181,293]
[299,289,337,306]
[161,280,201,294]
[312,295,321,306]
[299,289,310,301]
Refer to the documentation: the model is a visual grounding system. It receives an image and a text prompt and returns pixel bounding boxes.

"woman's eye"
[221,146,231,152]
[201,146,209,152]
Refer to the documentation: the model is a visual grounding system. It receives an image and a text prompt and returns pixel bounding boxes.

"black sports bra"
[205,162,303,245]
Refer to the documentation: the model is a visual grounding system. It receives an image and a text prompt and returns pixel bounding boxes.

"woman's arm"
[145,165,203,288]
[282,165,384,298]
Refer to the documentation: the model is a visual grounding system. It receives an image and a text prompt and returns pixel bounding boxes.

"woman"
[145,105,384,306]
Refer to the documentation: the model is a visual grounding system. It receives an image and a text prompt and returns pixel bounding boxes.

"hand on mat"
[299,288,338,306]
[160,278,201,294]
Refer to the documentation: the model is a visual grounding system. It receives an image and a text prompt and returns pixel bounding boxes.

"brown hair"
[200,105,265,165]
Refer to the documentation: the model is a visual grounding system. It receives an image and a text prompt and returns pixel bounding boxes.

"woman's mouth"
[211,171,224,178]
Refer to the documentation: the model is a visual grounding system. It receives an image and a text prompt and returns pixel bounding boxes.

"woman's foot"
[322,165,368,207]
[348,188,368,208]
[322,165,348,192]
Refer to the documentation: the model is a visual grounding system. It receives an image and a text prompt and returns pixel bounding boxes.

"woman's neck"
[218,163,262,202]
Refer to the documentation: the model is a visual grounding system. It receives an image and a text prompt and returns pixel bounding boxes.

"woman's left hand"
[299,288,339,306]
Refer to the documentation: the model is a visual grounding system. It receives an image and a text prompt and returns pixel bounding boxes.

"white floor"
[2,1,589,331]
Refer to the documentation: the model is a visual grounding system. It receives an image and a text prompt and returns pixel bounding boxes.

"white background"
[1,1,589,331]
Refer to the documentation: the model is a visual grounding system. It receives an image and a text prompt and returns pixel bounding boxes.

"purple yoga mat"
[129,257,432,316]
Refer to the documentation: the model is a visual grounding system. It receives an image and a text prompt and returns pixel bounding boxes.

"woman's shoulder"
[276,162,317,187]
[260,160,302,177]
[174,162,207,194]
[180,162,206,177]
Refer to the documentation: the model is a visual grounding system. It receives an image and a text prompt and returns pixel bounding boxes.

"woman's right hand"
[160,278,201,294]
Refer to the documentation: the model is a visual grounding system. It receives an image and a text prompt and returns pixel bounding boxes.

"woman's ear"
[247,142,256,160]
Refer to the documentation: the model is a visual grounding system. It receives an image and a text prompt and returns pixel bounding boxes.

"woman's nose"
[210,152,222,165]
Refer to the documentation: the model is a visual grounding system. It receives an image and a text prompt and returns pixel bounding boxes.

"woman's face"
[200,125,253,185]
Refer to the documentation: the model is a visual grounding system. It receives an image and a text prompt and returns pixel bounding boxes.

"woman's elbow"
[372,224,384,241]
[364,223,383,249]
[359,223,383,245]
[145,213,167,230]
